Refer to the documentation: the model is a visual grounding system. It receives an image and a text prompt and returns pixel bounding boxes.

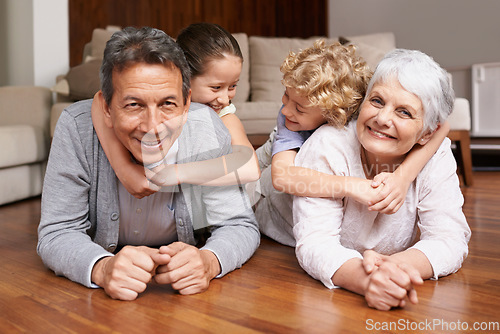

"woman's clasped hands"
[362,250,424,311]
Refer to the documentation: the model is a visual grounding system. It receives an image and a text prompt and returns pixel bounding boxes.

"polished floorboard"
[0,172,499,333]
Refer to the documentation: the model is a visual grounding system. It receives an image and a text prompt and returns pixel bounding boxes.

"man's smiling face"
[103,62,190,165]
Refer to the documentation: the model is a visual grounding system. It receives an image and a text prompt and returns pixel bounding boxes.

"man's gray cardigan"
[37,100,260,287]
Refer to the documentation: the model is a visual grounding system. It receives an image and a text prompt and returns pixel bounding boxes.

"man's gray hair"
[99,26,191,106]
[366,49,455,132]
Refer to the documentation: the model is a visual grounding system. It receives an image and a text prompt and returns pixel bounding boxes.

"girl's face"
[356,78,431,167]
[190,54,242,114]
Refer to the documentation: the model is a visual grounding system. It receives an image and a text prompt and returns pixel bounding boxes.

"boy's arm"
[271,149,383,205]
[91,91,157,198]
[368,121,450,213]
[269,110,382,203]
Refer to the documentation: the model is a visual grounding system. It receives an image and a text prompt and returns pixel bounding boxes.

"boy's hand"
[367,172,411,214]
[345,177,385,207]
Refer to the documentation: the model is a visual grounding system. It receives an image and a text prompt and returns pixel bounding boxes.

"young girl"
[254,40,449,246]
[91,23,260,198]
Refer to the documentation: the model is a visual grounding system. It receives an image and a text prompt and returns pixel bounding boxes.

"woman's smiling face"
[356,77,431,165]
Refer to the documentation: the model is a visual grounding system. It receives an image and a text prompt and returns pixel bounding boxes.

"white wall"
[0,0,68,88]
[328,0,500,101]
[3,0,34,86]
[33,0,69,87]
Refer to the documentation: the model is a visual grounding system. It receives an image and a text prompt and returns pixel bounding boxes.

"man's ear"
[94,91,113,128]
[418,124,440,146]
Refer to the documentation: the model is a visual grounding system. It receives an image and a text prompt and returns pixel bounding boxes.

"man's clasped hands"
[91,242,221,301]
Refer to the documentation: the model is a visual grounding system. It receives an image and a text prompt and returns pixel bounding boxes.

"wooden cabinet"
[69,0,327,66]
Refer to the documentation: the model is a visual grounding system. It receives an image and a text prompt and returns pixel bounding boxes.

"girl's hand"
[123,163,160,199]
[367,172,411,214]
[146,164,181,187]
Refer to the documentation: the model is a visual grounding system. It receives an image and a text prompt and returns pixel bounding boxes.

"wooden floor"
[1,172,499,333]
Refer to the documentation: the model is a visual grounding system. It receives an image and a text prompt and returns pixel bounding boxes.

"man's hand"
[153,242,221,295]
[362,250,423,311]
[91,246,170,301]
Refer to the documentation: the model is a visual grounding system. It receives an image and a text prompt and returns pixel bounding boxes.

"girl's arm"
[218,113,261,184]
[91,91,157,199]
[148,113,260,187]
[367,121,450,214]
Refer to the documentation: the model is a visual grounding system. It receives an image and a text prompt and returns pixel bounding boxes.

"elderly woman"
[293,49,471,311]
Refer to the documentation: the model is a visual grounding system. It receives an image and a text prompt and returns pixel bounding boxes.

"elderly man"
[37,27,259,301]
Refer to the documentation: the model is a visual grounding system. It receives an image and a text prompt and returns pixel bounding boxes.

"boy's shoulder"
[298,121,357,161]
[308,121,356,145]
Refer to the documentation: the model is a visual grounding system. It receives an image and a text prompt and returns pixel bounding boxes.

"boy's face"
[281,88,326,132]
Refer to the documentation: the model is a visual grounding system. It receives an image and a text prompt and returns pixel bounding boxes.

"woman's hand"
[362,250,423,311]
[367,172,411,214]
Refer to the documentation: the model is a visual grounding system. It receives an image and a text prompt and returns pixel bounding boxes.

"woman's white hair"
[366,49,455,132]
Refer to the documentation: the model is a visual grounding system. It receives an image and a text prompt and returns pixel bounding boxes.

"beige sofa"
[0,86,52,205]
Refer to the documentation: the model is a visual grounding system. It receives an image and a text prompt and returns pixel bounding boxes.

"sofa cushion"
[342,32,397,70]
[234,101,282,135]
[0,163,45,205]
[339,38,387,70]
[65,59,102,101]
[448,97,471,131]
[0,125,48,168]
[52,27,118,101]
[52,59,101,101]
[87,28,117,62]
[232,33,250,103]
[0,86,52,131]
[346,32,396,55]
[249,36,338,104]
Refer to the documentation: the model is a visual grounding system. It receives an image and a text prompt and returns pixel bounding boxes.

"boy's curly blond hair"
[280,39,372,128]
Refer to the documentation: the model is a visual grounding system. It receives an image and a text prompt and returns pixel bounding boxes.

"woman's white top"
[293,121,471,289]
